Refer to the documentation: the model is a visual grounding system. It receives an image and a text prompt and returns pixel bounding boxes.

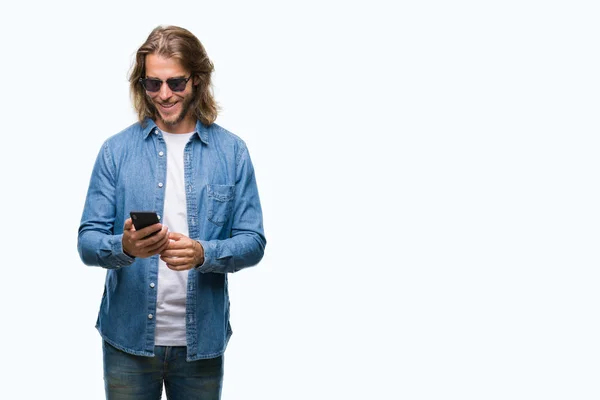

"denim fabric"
[103,340,223,399]
[78,118,266,360]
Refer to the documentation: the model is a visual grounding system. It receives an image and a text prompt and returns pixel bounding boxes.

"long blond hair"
[129,25,218,126]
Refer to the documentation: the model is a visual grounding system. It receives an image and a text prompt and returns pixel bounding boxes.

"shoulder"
[106,121,147,145]
[205,123,249,158]
[92,121,149,168]
[207,123,246,146]
[98,121,150,156]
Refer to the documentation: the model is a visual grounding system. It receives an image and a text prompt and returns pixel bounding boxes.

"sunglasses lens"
[142,79,162,92]
[168,78,187,92]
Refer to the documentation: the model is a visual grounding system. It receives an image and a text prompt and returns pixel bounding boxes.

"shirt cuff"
[111,234,136,267]
[196,240,214,272]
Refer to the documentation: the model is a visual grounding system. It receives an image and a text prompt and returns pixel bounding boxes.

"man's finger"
[124,218,133,230]
[146,234,170,253]
[166,247,196,259]
[165,239,190,250]
[168,232,184,240]
[163,254,193,266]
[166,262,193,271]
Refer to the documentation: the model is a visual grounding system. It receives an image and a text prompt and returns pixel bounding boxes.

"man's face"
[144,54,196,133]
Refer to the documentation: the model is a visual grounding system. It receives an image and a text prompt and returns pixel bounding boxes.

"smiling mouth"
[159,102,177,109]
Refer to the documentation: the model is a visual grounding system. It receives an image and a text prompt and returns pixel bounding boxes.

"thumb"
[168,232,184,240]
[124,218,133,230]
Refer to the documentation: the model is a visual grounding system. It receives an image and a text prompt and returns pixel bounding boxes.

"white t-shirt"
[154,130,195,346]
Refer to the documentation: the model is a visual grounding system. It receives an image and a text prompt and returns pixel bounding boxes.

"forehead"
[145,54,188,78]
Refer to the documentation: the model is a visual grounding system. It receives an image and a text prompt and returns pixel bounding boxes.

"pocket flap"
[207,184,235,201]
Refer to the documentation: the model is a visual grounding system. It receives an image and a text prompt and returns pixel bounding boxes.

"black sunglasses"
[139,75,192,92]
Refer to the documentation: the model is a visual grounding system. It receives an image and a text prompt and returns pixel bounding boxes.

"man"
[78,25,266,399]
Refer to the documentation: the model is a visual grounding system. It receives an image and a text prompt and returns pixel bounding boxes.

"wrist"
[123,249,135,258]
[121,238,135,259]
[194,240,205,266]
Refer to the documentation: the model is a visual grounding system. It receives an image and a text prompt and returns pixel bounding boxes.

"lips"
[157,102,180,116]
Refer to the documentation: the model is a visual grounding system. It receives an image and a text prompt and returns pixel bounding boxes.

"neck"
[155,115,196,134]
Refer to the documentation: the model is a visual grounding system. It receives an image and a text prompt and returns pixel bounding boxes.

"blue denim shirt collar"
[141,118,210,144]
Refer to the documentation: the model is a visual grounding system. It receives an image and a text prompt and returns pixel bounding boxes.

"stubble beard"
[155,92,196,129]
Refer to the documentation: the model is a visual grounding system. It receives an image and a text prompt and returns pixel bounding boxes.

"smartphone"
[130,211,160,236]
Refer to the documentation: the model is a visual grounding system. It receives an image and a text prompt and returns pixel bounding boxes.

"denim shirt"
[78,118,266,361]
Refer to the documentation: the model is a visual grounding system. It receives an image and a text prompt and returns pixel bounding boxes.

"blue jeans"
[103,340,223,399]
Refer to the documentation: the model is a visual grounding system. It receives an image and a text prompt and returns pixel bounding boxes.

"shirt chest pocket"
[206,184,235,226]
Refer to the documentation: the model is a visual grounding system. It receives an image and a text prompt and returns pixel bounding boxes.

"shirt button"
[158,182,163,188]
[159,151,164,157]
[148,314,153,319]
[150,282,155,288]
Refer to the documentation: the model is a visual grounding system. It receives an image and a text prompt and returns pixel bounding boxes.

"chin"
[161,116,178,125]
[158,111,181,124]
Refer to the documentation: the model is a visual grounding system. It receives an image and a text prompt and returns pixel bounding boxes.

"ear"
[192,75,200,87]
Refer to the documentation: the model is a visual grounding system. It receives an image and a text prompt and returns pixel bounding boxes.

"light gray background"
[1,1,598,399]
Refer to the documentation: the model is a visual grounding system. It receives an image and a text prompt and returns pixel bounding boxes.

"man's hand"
[122,218,169,258]
[160,232,205,271]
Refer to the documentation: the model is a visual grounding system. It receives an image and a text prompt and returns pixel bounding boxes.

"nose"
[158,81,172,100]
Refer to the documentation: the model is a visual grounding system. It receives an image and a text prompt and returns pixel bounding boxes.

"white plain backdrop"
[1,1,599,399]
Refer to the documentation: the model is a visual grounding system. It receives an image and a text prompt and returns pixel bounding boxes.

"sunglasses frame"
[139,75,193,93]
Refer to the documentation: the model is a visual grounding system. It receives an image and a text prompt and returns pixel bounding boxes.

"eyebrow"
[145,75,188,80]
